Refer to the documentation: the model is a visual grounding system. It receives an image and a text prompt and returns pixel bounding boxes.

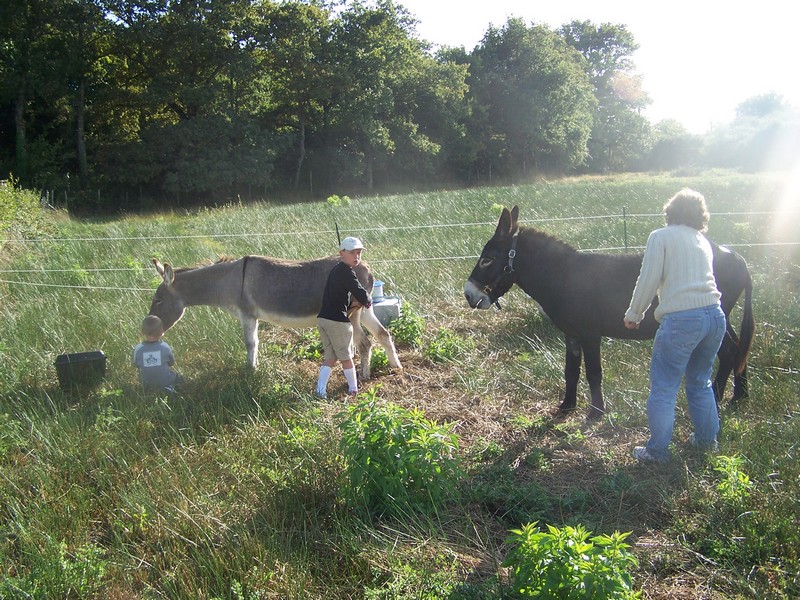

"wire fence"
[1,210,797,293]
[1,210,796,246]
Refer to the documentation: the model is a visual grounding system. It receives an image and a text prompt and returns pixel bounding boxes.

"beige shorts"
[317,318,354,362]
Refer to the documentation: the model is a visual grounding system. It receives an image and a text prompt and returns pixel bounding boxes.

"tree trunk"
[364,144,374,193]
[77,77,88,185]
[14,88,28,183]
[292,114,306,192]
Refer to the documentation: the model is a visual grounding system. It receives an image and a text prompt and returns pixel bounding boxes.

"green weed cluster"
[1,541,108,598]
[424,327,474,363]
[503,522,640,599]
[369,347,389,370]
[338,388,460,516]
[0,177,50,245]
[326,194,351,207]
[266,329,323,361]
[387,303,426,347]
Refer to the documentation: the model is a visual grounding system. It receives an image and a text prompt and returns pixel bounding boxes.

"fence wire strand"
[1,210,797,292]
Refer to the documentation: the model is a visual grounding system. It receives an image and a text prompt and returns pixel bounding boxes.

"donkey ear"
[152,258,165,276]
[495,206,514,239]
[163,264,175,286]
[509,205,520,235]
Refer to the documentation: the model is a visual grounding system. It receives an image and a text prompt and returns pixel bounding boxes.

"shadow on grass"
[460,414,689,537]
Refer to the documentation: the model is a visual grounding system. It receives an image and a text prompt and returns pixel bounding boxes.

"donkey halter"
[481,232,519,307]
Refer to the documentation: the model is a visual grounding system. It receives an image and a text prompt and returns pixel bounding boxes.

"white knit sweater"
[625,224,721,323]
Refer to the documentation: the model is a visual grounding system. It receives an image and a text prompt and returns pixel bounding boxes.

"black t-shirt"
[317,261,372,322]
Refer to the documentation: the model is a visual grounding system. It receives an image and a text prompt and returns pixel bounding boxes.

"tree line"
[1,0,797,210]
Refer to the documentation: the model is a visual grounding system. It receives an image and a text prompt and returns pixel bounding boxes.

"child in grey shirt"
[132,315,183,393]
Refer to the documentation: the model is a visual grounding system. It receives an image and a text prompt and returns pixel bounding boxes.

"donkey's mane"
[519,225,580,255]
[172,256,234,274]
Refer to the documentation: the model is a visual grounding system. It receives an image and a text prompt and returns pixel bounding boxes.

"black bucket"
[55,351,106,390]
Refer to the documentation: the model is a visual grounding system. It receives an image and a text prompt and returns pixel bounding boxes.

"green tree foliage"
[0,0,78,187]
[467,18,596,180]
[645,119,702,172]
[560,20,651,172]
[1,1,794,208]
[705,93,800,172]
[325,1,467,192]
[735,92,786,119]
[255,1,333,191]
[96,0,277,204]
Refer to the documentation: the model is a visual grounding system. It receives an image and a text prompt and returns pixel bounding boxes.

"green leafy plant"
[423,327,473,363]
[338,387,460,515]
[503,522,640,599]
[370,347,389,370]
[267,330,322,361]
[713,454,753,507]
[388,303,425,347]
[1,541,109,597]
[0,177,50,244]
[326,194,351,207]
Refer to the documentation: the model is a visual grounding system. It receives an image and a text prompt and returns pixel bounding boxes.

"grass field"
[1,172,798,598]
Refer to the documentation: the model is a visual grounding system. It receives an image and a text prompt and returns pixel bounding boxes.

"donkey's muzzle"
[464,280,493,310]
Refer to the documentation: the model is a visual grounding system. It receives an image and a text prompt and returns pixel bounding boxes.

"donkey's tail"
[735,266,754,375]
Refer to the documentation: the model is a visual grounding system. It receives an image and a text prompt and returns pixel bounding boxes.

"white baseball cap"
[340,236,365,251]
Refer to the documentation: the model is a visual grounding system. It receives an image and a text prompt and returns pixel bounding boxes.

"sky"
[397,0,797,134]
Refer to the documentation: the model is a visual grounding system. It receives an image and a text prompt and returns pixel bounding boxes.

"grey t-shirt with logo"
[132,339,178,391]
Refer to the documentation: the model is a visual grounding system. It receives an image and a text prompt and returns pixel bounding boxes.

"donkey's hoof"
[586,408,604,422]
[553,404,576,417]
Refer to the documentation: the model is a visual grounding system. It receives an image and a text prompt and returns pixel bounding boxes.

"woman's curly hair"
[664,188,710,232]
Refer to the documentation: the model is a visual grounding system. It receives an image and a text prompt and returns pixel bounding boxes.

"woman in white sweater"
[624,189,726,463]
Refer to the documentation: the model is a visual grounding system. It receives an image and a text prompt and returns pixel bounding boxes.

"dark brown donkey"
[464,206,754,420]
[149,255,402,379]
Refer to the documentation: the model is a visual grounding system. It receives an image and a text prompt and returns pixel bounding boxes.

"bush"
[503,522,640,599]
[369,347,389,370]
[0,178,49,245]
[338,387,460,516]
[423,327,474,363]
[326,194,351,207]
[388,303,425,347]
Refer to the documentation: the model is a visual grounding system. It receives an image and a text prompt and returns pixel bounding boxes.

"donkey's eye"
[479,258,494,268]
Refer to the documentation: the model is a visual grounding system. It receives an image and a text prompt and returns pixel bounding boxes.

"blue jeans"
[645,305,726,460]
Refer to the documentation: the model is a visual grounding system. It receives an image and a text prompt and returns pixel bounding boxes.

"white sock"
[316,365,332,394]
[343,367,358,393]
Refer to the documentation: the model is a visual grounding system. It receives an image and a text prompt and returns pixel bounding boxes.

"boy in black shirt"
[315,236,372,399]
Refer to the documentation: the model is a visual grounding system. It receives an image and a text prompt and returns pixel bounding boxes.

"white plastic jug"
[372,280,385,302]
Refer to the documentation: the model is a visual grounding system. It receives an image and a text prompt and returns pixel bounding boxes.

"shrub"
[503,522,640,599]
[338,387,460,516]
[326,194,351,207]
[388,303,425,347]
[0,177,49,246]
[370,347,389,370]
[713,454,753,508]
[423,327,473,363]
